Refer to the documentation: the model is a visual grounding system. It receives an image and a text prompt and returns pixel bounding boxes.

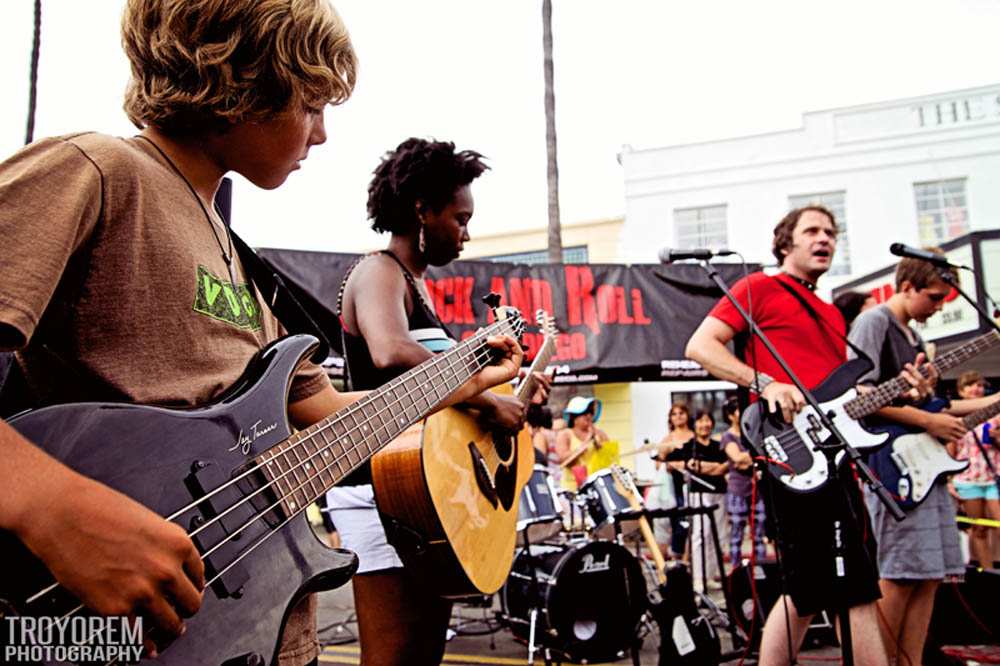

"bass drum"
[501,540,647,663]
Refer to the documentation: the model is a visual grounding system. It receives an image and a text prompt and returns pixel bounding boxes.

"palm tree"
[542,0,563,263]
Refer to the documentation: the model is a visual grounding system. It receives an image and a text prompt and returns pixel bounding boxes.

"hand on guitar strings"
[16,468,205,657]
[460,334,524,404]
[900,352,936,402]
[527,370,553,405]
[922,412,968,442]
[481,393,528,432]
[761,381,806,423]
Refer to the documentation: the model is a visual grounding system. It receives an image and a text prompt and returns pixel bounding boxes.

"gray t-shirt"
[847,304,924,385]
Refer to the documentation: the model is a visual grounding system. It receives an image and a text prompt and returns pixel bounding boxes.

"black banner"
[258,248,755,384]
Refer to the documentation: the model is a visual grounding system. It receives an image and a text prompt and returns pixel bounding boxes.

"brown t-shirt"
[0,133,328,664]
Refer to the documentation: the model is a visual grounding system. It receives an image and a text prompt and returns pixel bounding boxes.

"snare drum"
[516,465,564,543]
[501,540,647,663]
[578,468,641,537]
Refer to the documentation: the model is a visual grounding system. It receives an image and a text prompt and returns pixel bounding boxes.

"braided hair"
[367,138,489,234]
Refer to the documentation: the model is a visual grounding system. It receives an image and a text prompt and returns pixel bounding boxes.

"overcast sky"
[2,0,999,255]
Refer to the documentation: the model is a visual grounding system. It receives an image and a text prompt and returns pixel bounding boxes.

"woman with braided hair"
[325,137,529,665]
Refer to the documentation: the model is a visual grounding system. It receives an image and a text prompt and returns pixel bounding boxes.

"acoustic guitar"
[372,308,558,597]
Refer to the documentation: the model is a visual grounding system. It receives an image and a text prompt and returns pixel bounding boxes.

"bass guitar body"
[372,384,533,598]
[1,335,358,666]
[865,399,969,510]
[742,358,890,493]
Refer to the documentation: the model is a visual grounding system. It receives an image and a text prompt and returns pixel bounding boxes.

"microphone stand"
[678,260,906,666]
[939,269,1000,499]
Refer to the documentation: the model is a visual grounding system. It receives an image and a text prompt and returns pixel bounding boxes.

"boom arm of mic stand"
[940,269,1000,336]
[696,261,905,521]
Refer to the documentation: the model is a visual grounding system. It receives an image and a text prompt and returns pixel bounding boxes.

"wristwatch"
[750,373,776,395]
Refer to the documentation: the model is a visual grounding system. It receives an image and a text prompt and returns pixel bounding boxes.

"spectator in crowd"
[834,290,876,328]
[556,397,609,490]
[721,397,767,565]
[649,402,695,560]
[665,410,728,591]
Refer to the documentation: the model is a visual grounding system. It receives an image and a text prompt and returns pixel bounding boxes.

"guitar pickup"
[762,436,788,463]
[889,450,909,475]
[185,461,255,599]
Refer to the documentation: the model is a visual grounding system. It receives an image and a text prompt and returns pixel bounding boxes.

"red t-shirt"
[707,272,846,391]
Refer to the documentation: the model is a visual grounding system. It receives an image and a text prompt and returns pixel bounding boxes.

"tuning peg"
[482,293,501,309]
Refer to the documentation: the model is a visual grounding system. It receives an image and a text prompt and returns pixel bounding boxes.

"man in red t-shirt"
[686,207,924,665]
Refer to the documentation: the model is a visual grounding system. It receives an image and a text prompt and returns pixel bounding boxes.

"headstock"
[610,464,643,509]
[535,309,557,339]
[483,293,525,341]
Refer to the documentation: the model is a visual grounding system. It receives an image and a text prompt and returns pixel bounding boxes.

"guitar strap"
[772,276,874,369]
[229,230,332,364]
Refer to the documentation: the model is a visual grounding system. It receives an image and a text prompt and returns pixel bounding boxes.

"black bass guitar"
[742,329,1000,493]
[1,313,523,664]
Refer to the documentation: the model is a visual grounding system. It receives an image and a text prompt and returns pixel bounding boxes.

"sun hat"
[563,396,602,424]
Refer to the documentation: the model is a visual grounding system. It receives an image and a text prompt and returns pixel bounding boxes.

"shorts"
[764,470,881,616]
[324,485,403,574]
[953,481,1000,501]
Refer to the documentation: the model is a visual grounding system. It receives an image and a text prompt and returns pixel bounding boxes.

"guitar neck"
[963,395,1000,430]
[515,339,556,402]
[252,319,515,514]
[845,329,1000,419]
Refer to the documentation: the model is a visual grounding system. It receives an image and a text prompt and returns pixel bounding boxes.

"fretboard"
[963,396,1000,431]
[844,329,1000,420]
[515,336,556,402]
[254,318,517,515]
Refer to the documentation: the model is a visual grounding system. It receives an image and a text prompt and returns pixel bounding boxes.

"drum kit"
[499,464,676,665]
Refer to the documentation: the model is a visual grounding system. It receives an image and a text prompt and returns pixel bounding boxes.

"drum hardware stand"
[318,611,357,646]
[516,523,555,666]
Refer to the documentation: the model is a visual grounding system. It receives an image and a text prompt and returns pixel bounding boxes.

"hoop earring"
[418,225,426,254]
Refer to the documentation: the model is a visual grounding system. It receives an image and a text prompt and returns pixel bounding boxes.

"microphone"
[658,247,736,263]
[888,243,968,270]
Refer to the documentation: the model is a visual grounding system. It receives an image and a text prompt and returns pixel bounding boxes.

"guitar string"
[29,329,508,632]
[25,326,505,609]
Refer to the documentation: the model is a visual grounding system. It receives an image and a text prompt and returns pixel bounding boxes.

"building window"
[481,245,588,265]
[673,204,728,250]
[914,178,968,246]
[788,191,850,276]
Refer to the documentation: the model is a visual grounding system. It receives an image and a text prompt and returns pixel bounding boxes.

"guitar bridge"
[762,436,788,463]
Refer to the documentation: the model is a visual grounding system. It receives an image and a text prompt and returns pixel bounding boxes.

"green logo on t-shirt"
[193,265,262,330]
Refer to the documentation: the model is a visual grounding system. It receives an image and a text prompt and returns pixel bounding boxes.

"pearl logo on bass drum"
[578,552,611,574]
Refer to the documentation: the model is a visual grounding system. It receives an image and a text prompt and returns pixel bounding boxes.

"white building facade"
[620,84,1000,289]
[620,85,1000,478]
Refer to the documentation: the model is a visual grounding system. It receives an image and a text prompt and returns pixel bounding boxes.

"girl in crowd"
[649,402,695,559]
[951,371,1000,569]
[555,396,608,490]
[721,397,767,564]
[665,410,728,591]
